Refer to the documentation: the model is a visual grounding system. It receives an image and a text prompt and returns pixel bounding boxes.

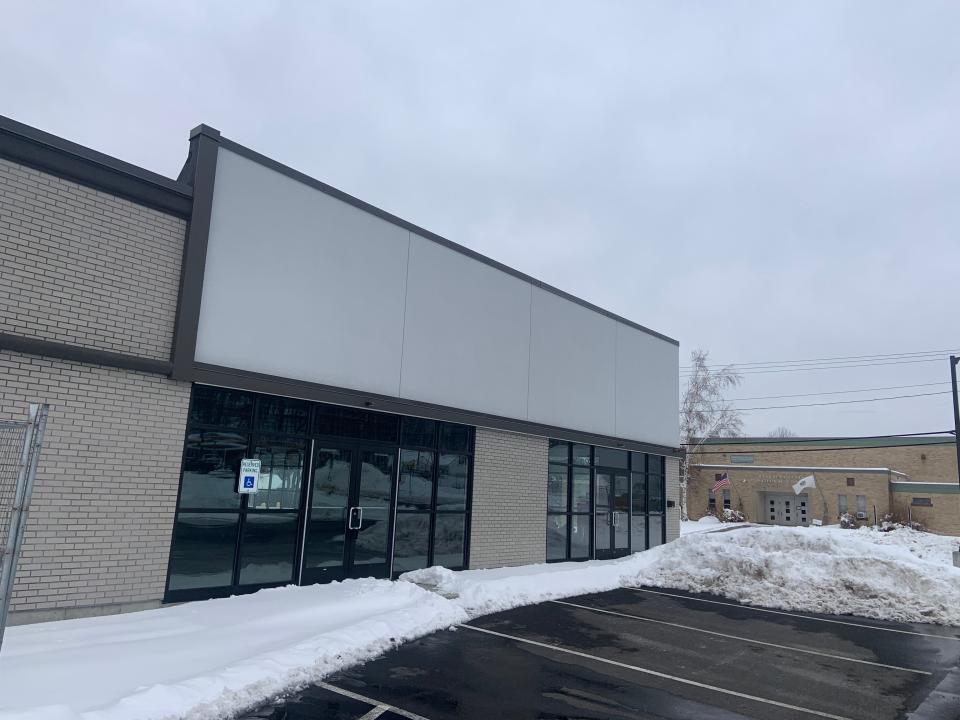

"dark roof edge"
[217,135,680,347]
[696,436,952,446]
[0,115,193,217]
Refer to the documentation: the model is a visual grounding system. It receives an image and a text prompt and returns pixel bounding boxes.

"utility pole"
[951,356,960,489]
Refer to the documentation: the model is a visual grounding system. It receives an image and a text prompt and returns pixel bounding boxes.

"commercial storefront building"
[688,436,959,533]
[0,116,681,623]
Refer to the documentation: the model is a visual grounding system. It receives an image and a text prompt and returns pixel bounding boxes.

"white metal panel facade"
[399,233,532,419]
[195,149,410,396]
[194,147,679,447]
[527,287,617,437]
[615,323,681,448]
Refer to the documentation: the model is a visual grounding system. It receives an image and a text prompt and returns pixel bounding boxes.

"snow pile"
[404,526,960,626]
[847,525,960,565]
[680,515,722,535]
[0,578,467,720]
[641,527,960,625]
[403,553,662,616]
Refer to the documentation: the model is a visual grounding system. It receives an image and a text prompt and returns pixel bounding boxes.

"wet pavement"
[243,586,960,720]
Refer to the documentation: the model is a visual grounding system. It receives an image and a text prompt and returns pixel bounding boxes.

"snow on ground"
[3,525,959,720]
[0,579,466,720]
[680,515,722,534]
[404,525,960,626]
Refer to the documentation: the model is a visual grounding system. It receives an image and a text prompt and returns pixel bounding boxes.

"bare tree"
[767,426,797,438]
[679,349,743,520]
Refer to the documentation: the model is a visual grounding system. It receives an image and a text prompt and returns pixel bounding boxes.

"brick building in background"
[688,436,959,534]
[0,115,682,624]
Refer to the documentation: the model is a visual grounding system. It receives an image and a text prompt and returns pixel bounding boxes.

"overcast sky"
[3,1,958,437]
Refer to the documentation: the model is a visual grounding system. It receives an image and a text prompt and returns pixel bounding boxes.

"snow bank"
[402,552,663,616]
[5,525,958,720]
[0,579,467,720]
[641,527,960,625]
[404,525,960,626]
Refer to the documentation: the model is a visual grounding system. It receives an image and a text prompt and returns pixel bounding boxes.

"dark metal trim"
[170,126,221,380]
[192,361,683,457]
[0,332,173,375]
[217,136,679,347]
[0,114,193,217]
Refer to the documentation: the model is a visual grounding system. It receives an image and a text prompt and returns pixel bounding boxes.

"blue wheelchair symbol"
[243,475,256,489]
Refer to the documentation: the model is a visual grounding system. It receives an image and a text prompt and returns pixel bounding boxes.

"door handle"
[347,506,363,530]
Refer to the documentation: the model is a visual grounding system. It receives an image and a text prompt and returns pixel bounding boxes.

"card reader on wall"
[667,500,676,508]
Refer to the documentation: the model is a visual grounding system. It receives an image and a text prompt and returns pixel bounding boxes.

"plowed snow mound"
[641,527,960,625]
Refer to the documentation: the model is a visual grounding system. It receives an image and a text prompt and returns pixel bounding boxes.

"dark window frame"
[547,441,667,562]
[166,386,474,603]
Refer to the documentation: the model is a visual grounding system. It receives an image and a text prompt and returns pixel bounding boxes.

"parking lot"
[244,586,960,720]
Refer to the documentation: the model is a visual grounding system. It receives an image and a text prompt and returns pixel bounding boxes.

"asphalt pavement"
[243,586,960,720]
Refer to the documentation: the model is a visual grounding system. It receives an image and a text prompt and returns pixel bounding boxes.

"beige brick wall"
[470,427,548,568]
[694,442,956,485]
[0,158,186,360]
[665,456,680,542]
[890,491,960,535]
[0,350,191,622]
[688,466,892,526]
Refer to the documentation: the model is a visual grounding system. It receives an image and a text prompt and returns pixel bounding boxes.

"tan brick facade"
[694,441,956,485]
[0,158,185,360]
[0,350,191,623]
[470,427,548,568]
[665,456,680,542]
[890,487,960,535]
[688,465,895,526]
[0,158,192,623]
[687,439,959,535]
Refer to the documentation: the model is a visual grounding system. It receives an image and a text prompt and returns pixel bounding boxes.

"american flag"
[712,472,731,492]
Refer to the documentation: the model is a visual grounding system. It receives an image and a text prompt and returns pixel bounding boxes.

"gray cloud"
[3,0,957,435]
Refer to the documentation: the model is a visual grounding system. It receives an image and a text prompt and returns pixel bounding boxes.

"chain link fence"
[0,405,49,652]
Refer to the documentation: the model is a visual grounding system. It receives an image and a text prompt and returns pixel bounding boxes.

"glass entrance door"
[301,444,397,583]
[595,470,630,560]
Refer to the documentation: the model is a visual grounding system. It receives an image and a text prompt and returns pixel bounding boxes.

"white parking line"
[317,681,432,720]
[626,587,960,641]
[459,623,854,720]
[550,599,931,675]
[357,707,390,720]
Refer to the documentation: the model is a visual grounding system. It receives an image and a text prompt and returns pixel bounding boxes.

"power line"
[681,348,960,371]
[722,381,950,402]
[697,390,951,412]
[681,430,954,446]
[692,441,955,456]
[681,357,949,376]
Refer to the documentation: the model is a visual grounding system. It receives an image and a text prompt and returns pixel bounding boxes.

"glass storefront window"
[648,515,663,548]
[547,440,669,561]
[167,513,239,590]
[648,475,664,513]
[255,396,310,435]
[401,417,436,448]
[437,454,469,511]
[570,515,591,559]
[572,444,591,466]
[169,387,474,601]
[546,515,567,560]
[179,432,246,509]
[548,439,569,463]
[439,424,472,453]
[433,514,466,569]
[571,468,591,512]
[238,513,298,584]
[393,513,431,573]
[249,440,305,510]
[594,447,628,469]
[398,450,434,511]
[548,464,568,512]
[189,386,254,430]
